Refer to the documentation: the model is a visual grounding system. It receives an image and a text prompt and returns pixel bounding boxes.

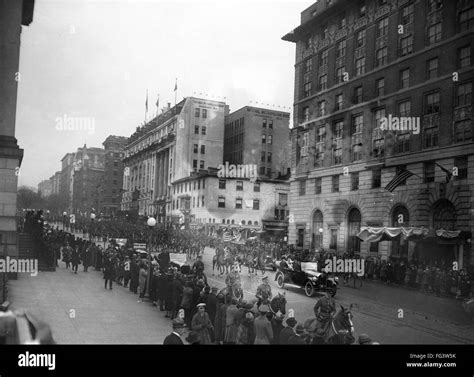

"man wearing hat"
[255,275,273,310]
[191,303,214,344]
[163,318,185,345]
[206,287,219,328]
[288,324,307,344]
[253,304,273,344]
[271,310,285,344]
[279,317,297,344]
[313,291,336,332]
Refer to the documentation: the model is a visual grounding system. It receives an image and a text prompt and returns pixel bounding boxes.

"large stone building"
[0,0,34,299]
[49,171,61,195]
[37,179,52,198]
[60,152,75,213]
[283,0,473,268]
[98,136,128,217]
[224,106,291,179]
[121,97,229,221]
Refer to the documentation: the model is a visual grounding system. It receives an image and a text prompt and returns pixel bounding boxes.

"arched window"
[247,220,252,225]
[391,205,409,259]
[241,220,246,225]
[433,200,456,230]
[312,210,323,250]
[347,208,361,254]
[231,219,235,224]
[254,221,258,226]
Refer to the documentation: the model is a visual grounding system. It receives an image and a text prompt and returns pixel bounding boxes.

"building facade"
[283,0,474,268]
[224,106,291,179]
[99,135,128,217]
[60,153,75,213]
[49,171,61,195]
[37,179,52,198]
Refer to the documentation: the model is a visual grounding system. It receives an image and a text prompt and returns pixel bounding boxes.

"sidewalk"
[8,261,172,344]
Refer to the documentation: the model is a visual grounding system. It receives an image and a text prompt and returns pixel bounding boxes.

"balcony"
[302,47,314,59]
[375,5,390,19]
[422,113,440,128]
[335,27,348,41]
[318,64,328,75]
[354,16,367,31]
[454,105,472,122]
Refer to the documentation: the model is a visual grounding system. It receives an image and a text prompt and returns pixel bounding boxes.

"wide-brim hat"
[196,303,206,308]
[295,324,305,334]
[262,275,269,280]
[285,317,297,327]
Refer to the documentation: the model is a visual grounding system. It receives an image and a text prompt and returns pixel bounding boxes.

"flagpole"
[145,89,148,124]
[174,78,177,107]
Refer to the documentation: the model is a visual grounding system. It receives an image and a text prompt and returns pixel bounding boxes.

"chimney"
[167,102,171,108]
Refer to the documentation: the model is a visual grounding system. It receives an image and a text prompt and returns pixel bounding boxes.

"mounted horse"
[303,304,355,344]
[268,292,286,316]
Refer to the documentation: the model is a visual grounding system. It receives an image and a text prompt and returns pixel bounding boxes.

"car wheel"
[330,284,337,297]
[276,273,285,288]
[304,281,314,297]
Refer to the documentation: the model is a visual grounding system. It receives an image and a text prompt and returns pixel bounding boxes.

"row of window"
[298,156,468,196]
[261,134,274,144]
[303,45,471,101]
[194,125,207,135]
[172,196,205,210]
[195,108,208,118]
[193,144,206,154]
[218,197,260,210]
[126,125,174,157]
[219,179,260,192]
[195,218,259,226]
[174,179,206,194]
[192,160,205,170]
[225,117,244,133]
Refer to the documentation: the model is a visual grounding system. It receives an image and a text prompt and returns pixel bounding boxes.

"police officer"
[256,275,272,309]
[313,292,336,330]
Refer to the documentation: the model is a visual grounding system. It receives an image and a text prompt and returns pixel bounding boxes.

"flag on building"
[435,162,453,183]
[174,78,177,92]
[145,90,148,112]
[384,168,415,192]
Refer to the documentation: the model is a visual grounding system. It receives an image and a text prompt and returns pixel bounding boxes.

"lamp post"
[146,217,156,298]
[90,213,96,241]
[62,211,67,230]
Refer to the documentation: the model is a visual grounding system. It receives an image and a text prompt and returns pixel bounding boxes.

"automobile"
[274,260,338,297]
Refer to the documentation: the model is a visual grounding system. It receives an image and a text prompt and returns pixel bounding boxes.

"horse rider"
[192,255,205,276]
[256,275,272,309]
[313,292,336,333]
[225,264,241,298]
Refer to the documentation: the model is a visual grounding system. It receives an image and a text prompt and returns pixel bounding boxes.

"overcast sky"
[16,0,313,188]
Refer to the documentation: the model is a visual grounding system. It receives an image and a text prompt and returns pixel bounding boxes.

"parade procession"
[2,0,474,371]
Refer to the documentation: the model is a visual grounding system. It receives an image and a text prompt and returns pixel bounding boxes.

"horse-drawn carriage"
[275,260,338,297]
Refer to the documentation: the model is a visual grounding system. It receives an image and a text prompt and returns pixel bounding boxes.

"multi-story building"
[121,97,229,222]
[283,0,473,268]
[0,0,34,295]
[38,179,52,198]
[171,169,290,239]
[224,106,291,179]
[49,171,61,195]
[60,152,75,213]
[99,135,128,217]
[71,145,105,215]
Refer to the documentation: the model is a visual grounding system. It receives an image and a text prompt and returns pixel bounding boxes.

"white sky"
[16,0,314,188]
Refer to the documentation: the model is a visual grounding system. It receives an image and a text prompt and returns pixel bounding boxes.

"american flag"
[384,168,415,193]
[223,230,232,242]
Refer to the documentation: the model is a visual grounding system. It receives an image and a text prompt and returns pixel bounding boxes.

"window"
[319,75,328,91]
[195,108,200,117]
[456,82,472,107]
[372,169,382,188]
[335,67,345,84]
[424,91,440,115]
[194,126,199,134]
[376,47,388,67]
[428,0,442,13]
[336,40,346,59]
[356,29,366,47]
[219,179,226,189]
[202,109,207,118]
[259,166,265,175]
[253,199,260,210]
[202,196,204,206]
[347,208,361,253]
[400,68,410,89]
[454,120,472,143]
[201,145,205,154]
[299,179,306,196]
[261,151,266,162]
[373,108,386,157]
[376,78,385,97]
[305,58,312,73]
[351,172,359,191]
[354,86,363,104]
[337,13,346,29]
[333,121,343,165]
[261,134,266,144]
[192,197,195,208]
[377,18,388,38]
[254,182,260,192]
[320,49,328,66]
[200,160,204,169]
[454,156,468,179]
[355,57,365,76]
[332,175,340,192]
[193,159,198,169]
[236,181,243,191]
[330,229,338,249]
[193,144,198,153]
[202,180,205,189]
[269,120,273,129]
[433,200,456,231]
[400,35,413,56]
[351,115,363,162]
[303,107,310,122]
[236,198,242,209]
[317,101,326,117]
[395,100,411,153]
[198,180,201,190]
[315,126,326,167]
[359,3,366,17]
[304,82,312,97]
[459,7,474,32]
[218,196,225,208]
[426,58,438,79]
[267,168,271,177]
[335,94,343,111]
[424,161,435,183]
[428,23,442,44]
[314,177,322,194]
[263,119,267,128]
[201,126,206,135]
[401,3,414,25]
[458,46,471,68]
[268,135,273,145]
[267,152,272,163]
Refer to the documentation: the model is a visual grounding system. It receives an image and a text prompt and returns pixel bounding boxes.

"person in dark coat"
[271,311,285,344]
[129,256,139,294]
[71,245,81,274]
[279,317,297,344]
[288,324,307,344]
[157,270,167,311]
[164,271,174,318]
[206,287,218,326]
[82,243,91,272]
[214,294,227,344]
[103,254,116,290]
[163,318,185,345]
[171,273,184,319]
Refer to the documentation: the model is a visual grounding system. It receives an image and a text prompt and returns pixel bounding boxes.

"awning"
[358,227,470,243]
